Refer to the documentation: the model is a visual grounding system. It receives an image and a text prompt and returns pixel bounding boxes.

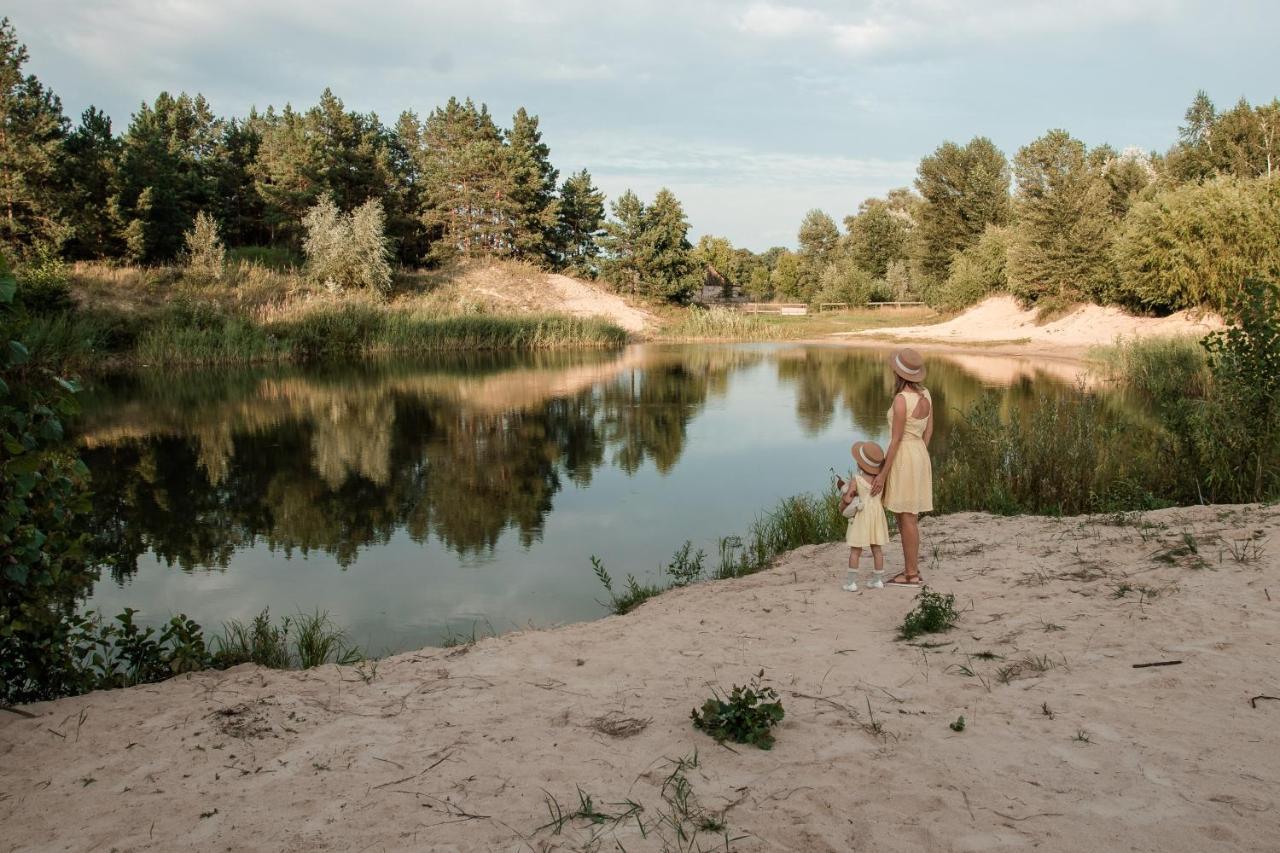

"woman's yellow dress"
[884,388,933,515]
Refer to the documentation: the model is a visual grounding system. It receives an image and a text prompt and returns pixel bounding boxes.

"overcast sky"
[9,0,1279,249]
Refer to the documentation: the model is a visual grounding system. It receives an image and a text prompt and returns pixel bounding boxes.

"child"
[838,440,889,591]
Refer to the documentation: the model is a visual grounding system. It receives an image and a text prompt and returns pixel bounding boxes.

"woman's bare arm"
[871,395,907,496]
[923,398,934,447]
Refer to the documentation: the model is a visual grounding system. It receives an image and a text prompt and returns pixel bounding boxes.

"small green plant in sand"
[898,587,959,640]
[950,715,966,732]
[591,556,664,616]
[691,670,785,750]
[665,540,706,587]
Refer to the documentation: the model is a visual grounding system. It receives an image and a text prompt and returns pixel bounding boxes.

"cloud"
[737,3,827,37]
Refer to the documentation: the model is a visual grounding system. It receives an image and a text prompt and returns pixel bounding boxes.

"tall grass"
[1090,336,1209,402]
[660,306,785,341]
[212,608,360,669]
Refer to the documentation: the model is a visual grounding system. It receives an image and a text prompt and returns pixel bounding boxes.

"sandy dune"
[843,295,1223,352]
[3,504,1278,852]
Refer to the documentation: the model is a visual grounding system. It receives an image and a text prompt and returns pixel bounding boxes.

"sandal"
[887,572,923,587]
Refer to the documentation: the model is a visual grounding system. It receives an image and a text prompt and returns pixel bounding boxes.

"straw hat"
[850,440,885,475]
[890,347,926,382]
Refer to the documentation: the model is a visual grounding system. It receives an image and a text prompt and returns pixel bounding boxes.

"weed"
[898,587,959,640]
[950,716,966,732]
[996,654,1057,685]
[665,541,706,587]
[293,609,360,668]
[1223,534,1267,564]
[1073,729,1092,744]
[591,556,663,616]
[691,670,785,750]
[1041,702,1055,720]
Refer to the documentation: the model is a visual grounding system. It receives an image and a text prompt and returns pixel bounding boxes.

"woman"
[870,348,933,586]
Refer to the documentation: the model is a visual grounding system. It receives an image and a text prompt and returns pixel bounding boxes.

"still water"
[77,344,1082,655]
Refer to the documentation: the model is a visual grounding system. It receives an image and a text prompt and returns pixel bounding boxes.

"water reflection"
[77,344,1086,650]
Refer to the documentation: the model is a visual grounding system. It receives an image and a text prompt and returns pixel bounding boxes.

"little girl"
[839,440,889,591]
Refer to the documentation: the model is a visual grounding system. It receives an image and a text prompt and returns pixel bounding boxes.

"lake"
[76,343,1085,656]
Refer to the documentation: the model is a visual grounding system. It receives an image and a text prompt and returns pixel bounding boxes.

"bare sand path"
[2,505,1278,852]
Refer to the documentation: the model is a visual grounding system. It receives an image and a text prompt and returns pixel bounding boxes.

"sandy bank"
[3,505,1278,852]
[837,295,1223,357]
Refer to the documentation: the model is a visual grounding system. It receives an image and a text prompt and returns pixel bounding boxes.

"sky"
[8,0,1280,250]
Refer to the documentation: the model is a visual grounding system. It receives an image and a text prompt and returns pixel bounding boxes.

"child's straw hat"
[890,347,926,382]
[851,440,885,474]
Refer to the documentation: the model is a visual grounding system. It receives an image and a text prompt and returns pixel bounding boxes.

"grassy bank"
[22,259,631,369]
[653,304,941,342]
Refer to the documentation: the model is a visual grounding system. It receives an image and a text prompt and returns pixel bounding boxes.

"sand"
[3,504,1278,852]
[841,296,1223,355]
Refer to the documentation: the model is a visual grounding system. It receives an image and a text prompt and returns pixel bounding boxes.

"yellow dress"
[845,474,890,547]
[884,388,933,515]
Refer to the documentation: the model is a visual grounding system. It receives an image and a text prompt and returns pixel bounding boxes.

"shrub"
[691,670,785,750]
[899,587,959,640]
[302,194,393,293]
[1195,278,1280,501]
[183,211,226,281]
[1112,176,1280,313]
[933,225,1010,311]
[810,259,875,307]
[16,243,73,313]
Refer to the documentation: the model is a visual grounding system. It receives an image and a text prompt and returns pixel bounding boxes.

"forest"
[1,16,1278,317]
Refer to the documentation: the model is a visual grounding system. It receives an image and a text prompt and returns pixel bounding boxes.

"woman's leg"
[899,513,920,578]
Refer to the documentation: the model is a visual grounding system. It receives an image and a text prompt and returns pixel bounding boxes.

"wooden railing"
[735,301,927,315]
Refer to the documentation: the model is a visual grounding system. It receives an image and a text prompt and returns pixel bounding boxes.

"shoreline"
[4,504,1277,851]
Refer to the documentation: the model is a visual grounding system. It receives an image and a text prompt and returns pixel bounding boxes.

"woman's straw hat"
[850,440,885,474]
[890,347,926,382]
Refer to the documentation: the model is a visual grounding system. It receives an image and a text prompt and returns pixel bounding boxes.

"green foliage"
[554,169,605,274]
[844,198,912,278]
[213,609,292,668]
[1112,176,1280,313]
[600,188,698,303]
[183,210,226,281]
[302,194,393,293]
[1166,91,1280,183]
[899,587,959,640]
[797,209,840,265]
[590,556,663,616]
[811,258,875,307]
[950,715,966,732]
[915,137,1011,286]
[691,670,785,750]
[936,391,1173,515]
[1007,130,1119,305]
[662,306,783,341]
[664,540,705,587]
[0,257,100,704]
[70,609,209,690]
[932,224,1009,310]
[1196,279,1280,501]
[15,243,73,313]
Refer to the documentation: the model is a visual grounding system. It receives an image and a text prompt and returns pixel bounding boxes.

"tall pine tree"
[506,107,559,263]
[554,168,605,273]
[0,18,68,253]
[57,106,120,258]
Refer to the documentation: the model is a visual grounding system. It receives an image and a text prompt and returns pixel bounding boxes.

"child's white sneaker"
[841,580,858,591]
[866,574,885,589]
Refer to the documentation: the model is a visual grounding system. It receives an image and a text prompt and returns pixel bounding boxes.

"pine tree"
[914,137,1011,286]
[113,92,222,262]
[57,106,120,258]
[0,18,69,253]
[636,188,697,303]
[554,168,605,273]
[599,189,646,293]
[251,104,323,246]
[506,107,559,263]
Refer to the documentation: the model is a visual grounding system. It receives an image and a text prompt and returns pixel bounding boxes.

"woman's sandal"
[887,572,923,587]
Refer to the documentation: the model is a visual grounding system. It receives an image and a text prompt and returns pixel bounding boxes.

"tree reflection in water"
[79,347,763,575]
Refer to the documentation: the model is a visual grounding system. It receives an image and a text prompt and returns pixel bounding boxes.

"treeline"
[706,93,1279,315]
[0,19,707,304]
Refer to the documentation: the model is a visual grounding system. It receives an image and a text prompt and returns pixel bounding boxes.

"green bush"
[899,587,959,640]
[691,670,785,750]
[16,244,74,314]
[933,225,1010,311]
[302,194,393,293]
[183,211,226,282]
[1112,176,1280,313]
[810,259,875,307]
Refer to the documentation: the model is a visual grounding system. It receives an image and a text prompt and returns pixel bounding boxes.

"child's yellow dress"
[845,475,890,548]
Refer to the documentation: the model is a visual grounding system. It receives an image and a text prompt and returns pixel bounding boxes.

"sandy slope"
[3,505,1279,852]
[448,263,654,333]
[842,295,1223,352]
